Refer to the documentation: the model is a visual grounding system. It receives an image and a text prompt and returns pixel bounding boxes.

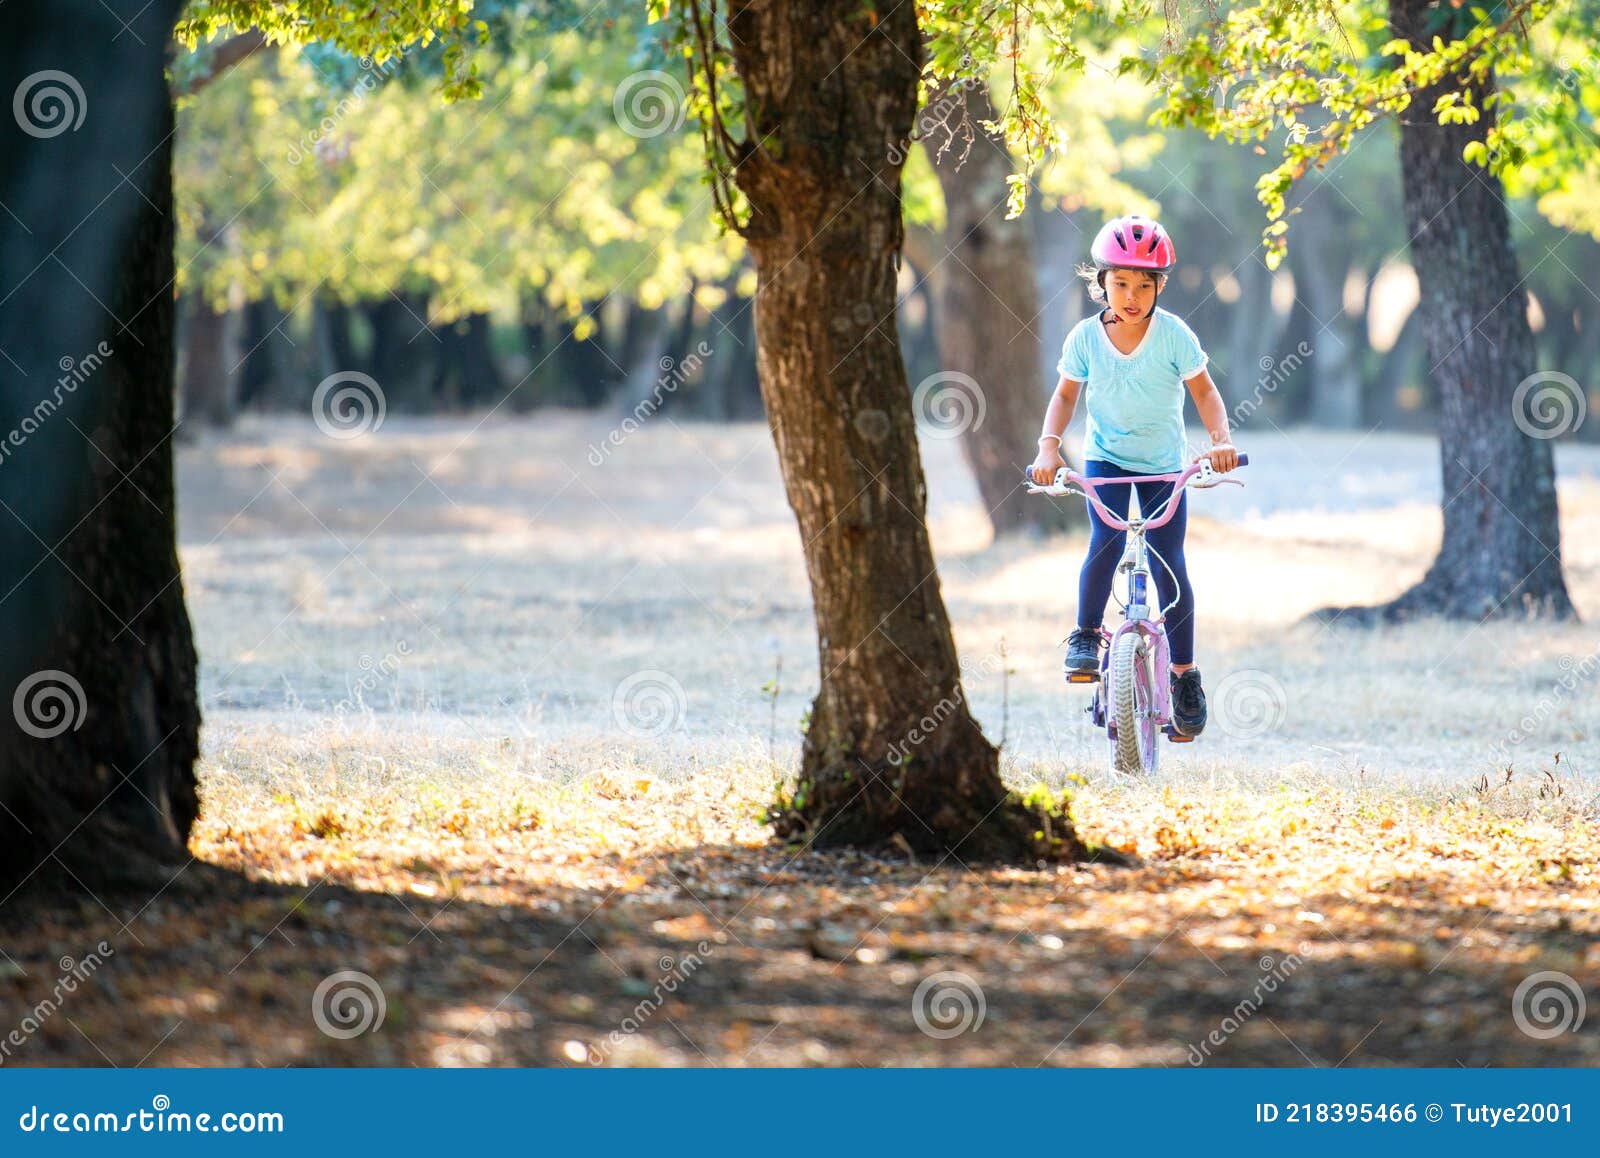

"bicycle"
[1025,453,1250,775]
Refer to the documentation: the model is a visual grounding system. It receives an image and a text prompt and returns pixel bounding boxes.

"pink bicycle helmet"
[1090,214,1176,274]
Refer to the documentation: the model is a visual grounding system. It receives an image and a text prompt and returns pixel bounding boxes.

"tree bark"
[1315,0,1576,623]
[924,81,1081,537]
[723,0,1094,862]
[0,0,199,891]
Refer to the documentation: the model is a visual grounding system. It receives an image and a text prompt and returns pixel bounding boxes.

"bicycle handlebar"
[1024,453,1249,532]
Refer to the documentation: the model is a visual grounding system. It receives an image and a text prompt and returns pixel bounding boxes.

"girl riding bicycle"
[1028,214,1240,737]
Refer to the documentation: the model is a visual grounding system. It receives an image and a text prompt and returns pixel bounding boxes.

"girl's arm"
[1029,375,1083,483]
[1185,369,1239,472]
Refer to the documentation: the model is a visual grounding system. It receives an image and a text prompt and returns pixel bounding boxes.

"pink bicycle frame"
[1068,463,1196,732]
[1038,453,1250,741]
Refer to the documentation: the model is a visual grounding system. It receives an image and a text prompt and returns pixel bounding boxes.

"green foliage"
[1126,0,1570,263]
[174,8,739,315]
[177,0,486,99]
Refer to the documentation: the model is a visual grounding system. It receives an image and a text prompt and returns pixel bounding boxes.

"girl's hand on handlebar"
[1029,445,1065,486]
[1195,443,1239,473]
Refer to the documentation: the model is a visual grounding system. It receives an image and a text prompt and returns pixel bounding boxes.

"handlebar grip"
[1236,452,1249,467]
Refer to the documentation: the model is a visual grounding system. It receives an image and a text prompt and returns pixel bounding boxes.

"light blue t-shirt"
[1056,306,1208,473]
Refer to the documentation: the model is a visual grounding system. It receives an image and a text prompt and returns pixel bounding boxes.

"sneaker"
[1171,668,1206,736]
[1063,627,1102,679]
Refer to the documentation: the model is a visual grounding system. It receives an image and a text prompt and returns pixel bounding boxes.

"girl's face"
[1104,270,1161,321]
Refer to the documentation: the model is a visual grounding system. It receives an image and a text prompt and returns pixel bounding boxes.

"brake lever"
[1025,481,1083,498]
[1188,459,1245,490]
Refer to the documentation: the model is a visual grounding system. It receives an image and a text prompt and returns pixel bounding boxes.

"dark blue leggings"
[1077,458,1195,665]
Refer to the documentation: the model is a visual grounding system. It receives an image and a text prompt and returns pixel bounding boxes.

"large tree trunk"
[924,82,1081,537]
[723,0,1091,862]
[1316,0,1575,623]
[0,0,199,891]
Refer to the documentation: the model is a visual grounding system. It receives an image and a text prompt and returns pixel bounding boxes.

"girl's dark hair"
[1074,263,1164,305]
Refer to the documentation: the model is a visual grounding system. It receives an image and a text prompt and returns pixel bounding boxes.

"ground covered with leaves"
[2,764,1596,1066]
[2,418,1596,1065]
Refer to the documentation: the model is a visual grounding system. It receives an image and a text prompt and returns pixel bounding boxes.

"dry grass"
[2,414,1597,1066]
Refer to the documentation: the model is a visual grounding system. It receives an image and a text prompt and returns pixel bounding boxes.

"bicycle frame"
[1027,454,1249,757]
[1077,466,1190,739]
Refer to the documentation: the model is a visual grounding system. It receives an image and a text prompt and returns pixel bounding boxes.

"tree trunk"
[555,302,616,408]
[454,312,504,409]
[724,0,1092,862]
[1289,188,1362,428]
[924,81,1081,537]
[514,293,551,412]
[1316,0,1575,622]
[1223,255,1290,414]
[237,298,292,411]
[365,292,435,411]
[0,0,199,891]
[314,296,361,381]
[1370,305,1426,429]
[721,292,763,421]
[1031,207,1089,387]
[179,293,238,429]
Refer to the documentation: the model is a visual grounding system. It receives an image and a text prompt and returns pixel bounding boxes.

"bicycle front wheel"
[1110,632,1160,776]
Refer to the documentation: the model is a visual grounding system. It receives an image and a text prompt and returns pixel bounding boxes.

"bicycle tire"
[1110,632,1159,775]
